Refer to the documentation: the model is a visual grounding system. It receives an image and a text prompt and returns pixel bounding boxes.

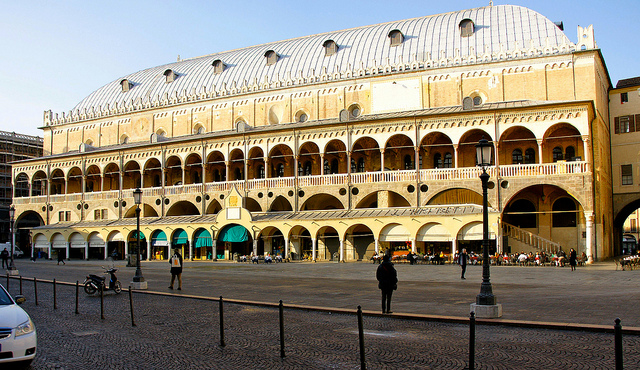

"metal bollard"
[6,273,8,290]
[279,300,285,358]
[33,278,38,306]
[53,279,57,309]
[469,311,475,370]
[75,281,79,314]
[357,306,366,370]
[615,318,623,370]
[129,287,136,327]
[100,287,104,320]
[19,276,23,295]
[219,296,225,347]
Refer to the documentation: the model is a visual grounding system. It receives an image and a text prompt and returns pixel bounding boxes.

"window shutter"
[636,115,640,132]
[614,116,620,134]
[630,115,636,133]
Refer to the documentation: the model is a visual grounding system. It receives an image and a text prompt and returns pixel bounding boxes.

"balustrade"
[13,162,591,206]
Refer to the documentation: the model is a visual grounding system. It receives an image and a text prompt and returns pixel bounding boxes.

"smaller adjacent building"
[611,77,640,253]
[0,131,43,248]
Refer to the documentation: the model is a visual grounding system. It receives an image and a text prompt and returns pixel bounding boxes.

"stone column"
[212,240,217,260]
[284,238,289,259]
[374,238,379,254]
[411,239,416,253]
[586,212,594,262]
[65,242,70,261]
[451,239,457,256]
[537,139,543,164]
[453,144,459,168]
[146,239,151,261]
[582,136,589,162]
[339,239,344,262]
[380,149,385,172]
[84,242,88,261]
[252,239,257,256]
[312,238,317,261]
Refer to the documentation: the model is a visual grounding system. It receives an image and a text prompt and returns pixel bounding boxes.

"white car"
[0,284,37,367]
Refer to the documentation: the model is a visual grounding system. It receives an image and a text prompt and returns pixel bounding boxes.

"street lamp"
[131,188,147,289]
[8,206,17,273]
[472,138,501,317]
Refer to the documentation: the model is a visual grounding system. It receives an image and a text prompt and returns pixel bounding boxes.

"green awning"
[128,230,146,241]
[151,230,167,242]
[172,229,188,244]
[218,224,248,243]
[194,229,212,248]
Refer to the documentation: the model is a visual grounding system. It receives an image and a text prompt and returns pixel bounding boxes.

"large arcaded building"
[11,4,613,262]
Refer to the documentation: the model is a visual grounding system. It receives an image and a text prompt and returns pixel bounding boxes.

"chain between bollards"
[53,278,57,309]
[219,296,225,347]
[614,318,623,370]
[33,277,38,305]
[469,311,475,370]
[357,305,366,370]
[75,281,79,314]
[279,300,285,358]
[129,287,136,327]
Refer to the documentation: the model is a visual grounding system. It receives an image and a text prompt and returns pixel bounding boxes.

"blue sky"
[1,0,637,137]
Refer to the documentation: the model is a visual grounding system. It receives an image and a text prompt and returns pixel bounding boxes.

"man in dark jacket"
[376,253,398,314]
[458,248,468,279]
[168,249,183,290]
[1,248,9,268]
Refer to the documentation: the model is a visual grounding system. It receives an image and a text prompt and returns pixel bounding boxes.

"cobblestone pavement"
[4,259,640,369]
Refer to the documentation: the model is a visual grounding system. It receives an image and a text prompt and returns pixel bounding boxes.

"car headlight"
[15,317,35,337]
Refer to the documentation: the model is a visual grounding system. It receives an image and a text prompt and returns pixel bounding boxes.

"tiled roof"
[616,77,640,89]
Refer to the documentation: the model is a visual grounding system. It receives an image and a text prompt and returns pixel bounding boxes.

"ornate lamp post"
[131,188,147,289]
[8,206,17,274]
[471,138,501,318]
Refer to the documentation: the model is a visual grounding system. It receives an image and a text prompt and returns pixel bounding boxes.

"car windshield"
[0,285,14,305]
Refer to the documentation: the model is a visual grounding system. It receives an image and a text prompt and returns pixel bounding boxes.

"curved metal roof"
[72,5,572,114]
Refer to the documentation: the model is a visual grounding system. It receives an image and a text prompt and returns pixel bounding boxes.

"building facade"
[12,5,613,262]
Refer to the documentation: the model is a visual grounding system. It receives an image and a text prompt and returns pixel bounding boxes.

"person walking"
[458,248,468,279]
[376,253,398,314]
[569,248,577,271]
[1,248,9,268]
[57,249,66,265]
[168,249,183,290]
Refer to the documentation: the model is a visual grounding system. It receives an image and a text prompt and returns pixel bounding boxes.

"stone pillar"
[212,240,217,260]
[252,239,257,256]
[48,242,52,260]
[411,239,416,253]
[65,242,70,261]
[380,149,385,172]
[582,136,589,162]
[312,238,317,261]
[451,239,457,256]
[319,154,324,176]
[146,240,151,261]
[537,139,543,164]
[374,238,379,254]
[284,238,289,259]
[453,144,459,168]
[586,212,594,262]
[84,242,88,261]
[339,239,344,262]
[104,242,108,260]
[189,239,193,260]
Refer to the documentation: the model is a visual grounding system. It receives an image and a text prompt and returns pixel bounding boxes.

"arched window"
[565,146,576,161]
[552,197,577,227]
[404,155,413,170]
[524,148,536,164]
[433,153,443,168]
[257,165,264,179]
[388,29,404,47]
[357,158,365,173]
[552,147,563,162]
[512,149,524,164]
[443,153,453,168]
[163,69,176,83]
[459,19,475,37]
[348,104,361,118]
[264,50,278,66]
[212,59,225,74]
[322,40,338,56]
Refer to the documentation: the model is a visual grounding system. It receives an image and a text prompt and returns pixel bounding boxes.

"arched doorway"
[217,224,252,260]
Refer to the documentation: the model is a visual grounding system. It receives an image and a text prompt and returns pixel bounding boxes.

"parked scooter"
[83,266,122,295]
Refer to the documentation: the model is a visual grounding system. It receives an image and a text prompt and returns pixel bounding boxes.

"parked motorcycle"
[83,266,122,295]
